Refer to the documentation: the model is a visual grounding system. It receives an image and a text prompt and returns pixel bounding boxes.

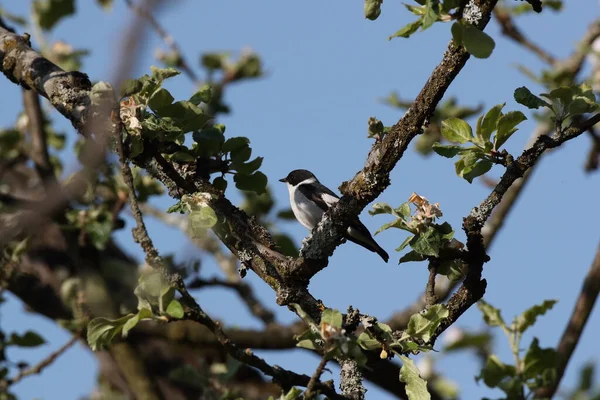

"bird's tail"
[374,243,389,263]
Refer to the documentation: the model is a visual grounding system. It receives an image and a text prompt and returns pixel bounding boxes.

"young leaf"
[514,87,549,109]
[494,111,527,149]
[399,250,426,264]
[166,299,184,319]
[189,84,212,105]
[523,337,557,379]
[223,137,250,152]
[364,0,383,20]
[148,88,175,112]
[87,315,133,351]
[450,22,463,45]
[389,19,423,39]
[122,308,153,337]
[515,299,557,333]
[8,331,46,347]
[189,206,218,231]
[321,309,343,329]
[411,226,443,257]
[421,0,440,30]
[477,299,506,328]
[396,235,415,252]
[476,355,516,388]
[462,25,495,59]
[235,157,263,174]
[462,159,493,183]
[480,103,505,142]
[396,202,412,219]
[150,66,180,82]
[357,332,382,350]
[370,202,395,216]
[33,0,75,30]
[405,304,449,343]
[432,143,465,158]
[441,117,473,144]
[399,355,431,400]
[166,201,187,214]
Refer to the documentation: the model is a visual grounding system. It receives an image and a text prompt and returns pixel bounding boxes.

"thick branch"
[297,0,500,274]
[534,243,600,398]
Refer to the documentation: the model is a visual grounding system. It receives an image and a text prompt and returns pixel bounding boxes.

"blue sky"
[2,0,600,399]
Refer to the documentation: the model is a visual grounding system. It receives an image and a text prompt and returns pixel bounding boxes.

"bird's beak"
[278,178,286,183]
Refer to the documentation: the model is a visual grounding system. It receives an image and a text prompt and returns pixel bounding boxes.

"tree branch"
[533,243,600,398]
[5,335,79,386]
[295,0,500,276]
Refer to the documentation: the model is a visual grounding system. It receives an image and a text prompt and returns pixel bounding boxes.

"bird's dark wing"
[297,182,339,212]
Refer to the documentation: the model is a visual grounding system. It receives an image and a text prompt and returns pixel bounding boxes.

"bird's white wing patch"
[321,193,339,207]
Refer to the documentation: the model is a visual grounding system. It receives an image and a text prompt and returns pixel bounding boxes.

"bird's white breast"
[287,178,338,230]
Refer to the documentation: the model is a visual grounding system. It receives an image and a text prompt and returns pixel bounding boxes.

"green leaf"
[515,299,557,333]
[189,206,218,232]
[120,79,144,98]
[150,66,180,82]
[166,201,187,214]
[479,103,505,142]
[523,338,557,379]
[411,226,443,257]
[122,308,153,337]
[450,22,463,45]
[375,219,406,235]
[399,355,431,400]
[405,304,449,342]
[128,135,143,159]
[389,19,423,40]
[8,331,46,347]
[189,84,212,105]
[33,0,75,30]
[148,88,174,112]
[96,0,113,10]
[170,151,195,162]
[192,127,225,156]
[223,137,250,152]
[514,87,550,109]
[476,355,516,388]
[370,202,394,216]
[444,331,492,352]
[440,117,473,144]
[462,159,493,183]
[230,145,252,164]
[432,143,466,158]
[296,339,317,350]
[396,202,412,219]
[213,176,228,191]
[495,111,527,149]
[396,235,414,252]
[364,0,383,20]
[568,96,599,116]
[421,0,439,30]
[399,250,426,264]
[477,299,506,328]
[234,171,268,195]
[166,299,184,319]
[87,315,132,351]
[321,309,343,329]
[436,259,464,281]
[462,24,495,59]
[357,332,382,350]
[161,101,210,133]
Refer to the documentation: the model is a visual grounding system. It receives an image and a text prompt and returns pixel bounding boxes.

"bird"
[279,169,389,262]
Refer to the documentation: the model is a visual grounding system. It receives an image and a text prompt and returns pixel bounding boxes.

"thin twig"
[584,127,600,172]
[533,243,600,398]
[425,265,438,307]
[5,335,79,386]
[22,89,58,190]
[429,113,600,344]
[494,8,556,66]
[304,356,329,399]
[188,277,275,324]
[125,0,200,84]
